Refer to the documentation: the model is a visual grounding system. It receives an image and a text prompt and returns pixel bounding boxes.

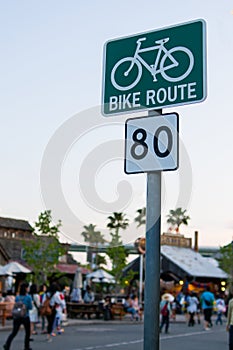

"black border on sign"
[124,112,179,174]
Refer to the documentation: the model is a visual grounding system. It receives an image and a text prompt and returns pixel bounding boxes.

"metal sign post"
[143,109,162,350]
[102,17,207,350]
[139,254,144,305]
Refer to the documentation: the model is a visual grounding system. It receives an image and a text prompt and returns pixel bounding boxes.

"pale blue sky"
[0,1,233,248]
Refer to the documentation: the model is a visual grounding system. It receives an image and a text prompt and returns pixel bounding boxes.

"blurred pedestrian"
[83,285,95,304]
[226,296,233,350]
[171,297,177,321]
[194,293,201,324]
[52,288,66,335]
[215,293,226,325]
[123,295,139,321]
[29,283,40,336]
[187,292,199,327]
[4,290,15,317]
[39,284,48,334]
[45,282,59,342]
[160,295,171,334]
[70,287,82,303]
[103,296,112,321]
[3,282,32,350]
[200,286,215,330]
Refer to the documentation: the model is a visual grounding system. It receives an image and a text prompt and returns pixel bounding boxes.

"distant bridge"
[68,244,219,257]
[69,243,139,254]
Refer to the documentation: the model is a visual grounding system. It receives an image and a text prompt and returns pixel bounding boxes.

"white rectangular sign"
[124,113,179,173]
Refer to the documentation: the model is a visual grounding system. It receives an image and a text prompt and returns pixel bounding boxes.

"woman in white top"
[29,284,40,335]
[187,292,199,327]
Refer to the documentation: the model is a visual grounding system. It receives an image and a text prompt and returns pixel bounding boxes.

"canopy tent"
[0,261,32,276]
[0,266,12,276]
[86,269,115,283]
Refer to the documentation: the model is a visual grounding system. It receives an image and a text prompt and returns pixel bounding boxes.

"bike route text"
[108,82,197,112]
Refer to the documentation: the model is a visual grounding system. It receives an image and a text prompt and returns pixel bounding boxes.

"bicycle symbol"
[111,37,194,91]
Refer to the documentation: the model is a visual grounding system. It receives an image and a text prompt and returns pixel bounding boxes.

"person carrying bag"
[3,282,33,350]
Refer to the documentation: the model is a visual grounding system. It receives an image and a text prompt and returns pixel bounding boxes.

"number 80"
[130,126,173,160]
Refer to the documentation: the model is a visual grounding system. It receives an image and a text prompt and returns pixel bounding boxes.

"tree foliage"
[134,207,146,228]
[166,207,190,233]
[107,212,129,238]
[22,210,65,284]
[81,224,106,245]
[219,243,233,287]
[106,212,129,284]
[81,224,106,269]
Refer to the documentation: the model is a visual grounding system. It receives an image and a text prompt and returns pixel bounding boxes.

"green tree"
[219,242,233,292]
[166,207,190,233]
[107,212,129,239]
[22,210,65,284]
[106,212,129,284]
[81,224,106,245]
[81,224,106,269]
[134,207,146,228]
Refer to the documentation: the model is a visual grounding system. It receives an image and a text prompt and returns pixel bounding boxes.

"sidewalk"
[0,314,187,332]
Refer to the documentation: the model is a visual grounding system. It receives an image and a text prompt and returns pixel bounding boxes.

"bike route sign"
[102,19,206,116]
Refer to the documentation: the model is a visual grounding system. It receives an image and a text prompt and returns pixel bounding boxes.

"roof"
[161,245,228,279]
[56,264,90,275]
[0,217,32,231]
[122,256,140,276]
[0,242,10,261]
[0,238,23,261]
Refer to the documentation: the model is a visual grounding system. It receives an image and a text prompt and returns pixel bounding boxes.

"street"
[0,322,228,350]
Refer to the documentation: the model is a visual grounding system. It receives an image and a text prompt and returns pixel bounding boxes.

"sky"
[0,1,233,253]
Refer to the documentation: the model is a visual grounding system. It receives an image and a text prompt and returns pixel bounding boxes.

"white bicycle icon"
[111,37,194,91]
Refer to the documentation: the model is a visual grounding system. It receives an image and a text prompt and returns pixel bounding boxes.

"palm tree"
[166,207,190,233]
[106,212,129,284]
[107,212,129,243]
[134,207,146,228]
[81,224,105,245]
[81,224,106,268]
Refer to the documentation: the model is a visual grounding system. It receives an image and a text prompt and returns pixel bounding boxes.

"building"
[123,231,228,293]
[0,217,33,265]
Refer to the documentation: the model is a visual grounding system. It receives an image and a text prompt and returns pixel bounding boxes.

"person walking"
[215,293,226,325]
[44,282,58,343]
[29,284,40,336]
[159,295,171,334]
[200,286,215,330]
[39,284,48,334]
[186,292,199,327]
[3,282,32,350]
[51,288,66,336]
[226,296,233,350]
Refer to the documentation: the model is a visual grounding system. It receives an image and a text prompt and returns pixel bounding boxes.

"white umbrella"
[73,267,83,289]
[0,261,31,276]
[86,269,115,282]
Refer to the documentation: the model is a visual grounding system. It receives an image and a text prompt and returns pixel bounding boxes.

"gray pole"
[144,109,162,350]
[139,253,144,305]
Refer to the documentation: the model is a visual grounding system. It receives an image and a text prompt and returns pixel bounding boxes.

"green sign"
[102,19,206,116]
